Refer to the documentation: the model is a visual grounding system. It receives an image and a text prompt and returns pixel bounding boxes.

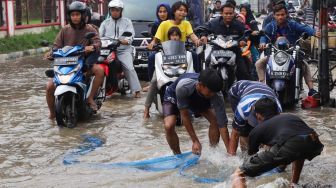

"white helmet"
[108,0,124,9]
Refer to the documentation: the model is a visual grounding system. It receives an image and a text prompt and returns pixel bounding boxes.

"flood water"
[0,56,335,188]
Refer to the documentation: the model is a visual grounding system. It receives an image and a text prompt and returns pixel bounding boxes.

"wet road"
[0,56,335,188]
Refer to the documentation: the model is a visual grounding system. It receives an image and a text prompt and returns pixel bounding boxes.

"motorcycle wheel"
[55,94,78,128]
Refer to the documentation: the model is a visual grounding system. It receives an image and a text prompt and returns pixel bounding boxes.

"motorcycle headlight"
[180,63,187,69]
[274,51,289,66]
[59,72,75,84]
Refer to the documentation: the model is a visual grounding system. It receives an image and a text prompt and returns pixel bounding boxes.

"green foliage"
[0,27,59,54]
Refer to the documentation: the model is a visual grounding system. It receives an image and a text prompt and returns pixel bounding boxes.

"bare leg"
[143,106,150,119]
[164,115,181,154]
[200,110,220,146]
[302,62,314,89]
[232,168,247,188]
[46,79,56,119]
[291,159,305,185]
[239,136,249,152]
[255,56,268,83]
[87,64,104,110]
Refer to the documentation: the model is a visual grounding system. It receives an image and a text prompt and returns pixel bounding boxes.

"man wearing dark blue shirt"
[232,97,323,188]
[201,3,251,81]
[256,4,319,97]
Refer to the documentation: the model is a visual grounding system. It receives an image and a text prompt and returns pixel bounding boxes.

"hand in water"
[192,141,202,155]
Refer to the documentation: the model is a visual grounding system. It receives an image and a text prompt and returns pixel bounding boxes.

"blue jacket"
[260,20,316,45]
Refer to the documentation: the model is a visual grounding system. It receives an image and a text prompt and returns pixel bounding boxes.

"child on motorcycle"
[46,1,103,118]
[143,27,182,118]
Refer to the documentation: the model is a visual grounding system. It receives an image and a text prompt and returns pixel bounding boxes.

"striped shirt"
[229,80,282,128]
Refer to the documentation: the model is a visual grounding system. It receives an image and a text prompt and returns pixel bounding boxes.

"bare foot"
[134,91,141,98]
[143,107,150,119]
[142,85,150,92]
[49,113,55,119]
[87,98,98,112]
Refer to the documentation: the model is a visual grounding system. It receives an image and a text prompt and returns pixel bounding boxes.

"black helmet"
[67,1,87,28]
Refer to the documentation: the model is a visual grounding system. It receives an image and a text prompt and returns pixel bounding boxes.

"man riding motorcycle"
[46,1,103,118]
[99,0,142,98]
[256,4,320,97]
[201,3,251,81]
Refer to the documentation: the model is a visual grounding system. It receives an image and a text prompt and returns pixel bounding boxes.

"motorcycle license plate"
[137,51,149,60]
[162,54,187,65]
[54,56,79,66]
[212,50,233,57]
[270,71,291,79]
[100,49,110,56]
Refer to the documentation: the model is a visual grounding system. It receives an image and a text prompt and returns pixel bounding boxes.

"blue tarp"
[63,135,283,184]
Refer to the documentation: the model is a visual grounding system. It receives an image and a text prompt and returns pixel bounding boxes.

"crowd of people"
[46,0,325,187]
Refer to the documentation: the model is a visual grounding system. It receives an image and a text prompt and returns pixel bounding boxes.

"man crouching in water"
[46,1,103,118]
[163,69,230,155]
[232,97,323,188]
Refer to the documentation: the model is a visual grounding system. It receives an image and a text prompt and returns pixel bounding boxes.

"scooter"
[98,31,133,96]
[261,31,309,107]
[153,40,195,115]
[195,26,251,95]
[46,32,106,128]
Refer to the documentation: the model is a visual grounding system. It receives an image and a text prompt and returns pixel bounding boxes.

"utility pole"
[318,0,335,107]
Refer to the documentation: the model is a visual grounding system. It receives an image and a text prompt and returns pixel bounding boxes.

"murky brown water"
[0,56,335,188]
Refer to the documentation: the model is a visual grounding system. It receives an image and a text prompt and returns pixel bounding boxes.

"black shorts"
[240,134,324,177]
[163,101,179,117]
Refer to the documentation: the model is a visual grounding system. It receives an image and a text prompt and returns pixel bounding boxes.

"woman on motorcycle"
[143,27,182,118]
[144,3,171,91]
[147,1,202,49]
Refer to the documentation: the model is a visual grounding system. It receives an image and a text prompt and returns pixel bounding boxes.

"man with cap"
[163,69,230,155]
[227,80,282,155]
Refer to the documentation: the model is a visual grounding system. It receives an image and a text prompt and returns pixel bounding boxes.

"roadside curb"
[0,47,50,62]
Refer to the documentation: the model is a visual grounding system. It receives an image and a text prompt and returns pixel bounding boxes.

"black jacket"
[204,16,247,40]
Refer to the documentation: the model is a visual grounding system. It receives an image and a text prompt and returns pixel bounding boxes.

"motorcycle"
[152,40,195,116]
[260,31,309,107]
[98,31,133,96]
[195,26,251,95]
[46,32,106,128]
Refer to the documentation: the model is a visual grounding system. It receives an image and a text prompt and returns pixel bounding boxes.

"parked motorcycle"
[46,32,105,128]
[260,31,309,107]
[98,31,133,96]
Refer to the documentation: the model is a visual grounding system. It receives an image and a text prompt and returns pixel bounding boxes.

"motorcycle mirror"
[301,32,309,40]
[45,69,54,78]
[85,32,96,39]
[141,31,151,38]
[121,31,132,37]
